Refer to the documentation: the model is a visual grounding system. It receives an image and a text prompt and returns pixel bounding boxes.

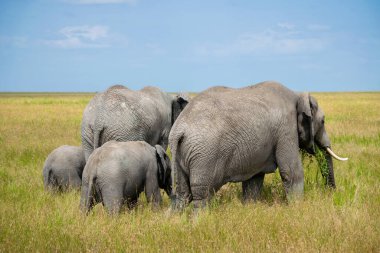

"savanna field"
[0,92,379,252]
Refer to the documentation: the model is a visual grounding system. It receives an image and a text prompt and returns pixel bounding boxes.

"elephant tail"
[80,176,96,214]
[43,165,56,191]
[169,131,184,195]
[84,175,99,214]
[93,94,105,150]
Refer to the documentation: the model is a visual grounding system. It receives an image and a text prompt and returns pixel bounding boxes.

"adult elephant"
[169,81,348,210]
[81,85,188,161]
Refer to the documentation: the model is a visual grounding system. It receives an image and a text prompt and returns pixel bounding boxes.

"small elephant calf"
[43,145,86,191]
[80,141,172,214]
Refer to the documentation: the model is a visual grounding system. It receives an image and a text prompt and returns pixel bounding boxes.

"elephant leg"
[190,183,219,220]
[52,175,66,192]
[172,163,192,211]
[70,176,82,190]
[145,183,162,210]
[190,171,220,210]
[192,198,208,209]
[101,186,124,215]
[68,170,82,190]
[191,184,220,210]
[242,173,265,203]
[275,138,304,201]
[46,171,58,191]
[59,177,70,192]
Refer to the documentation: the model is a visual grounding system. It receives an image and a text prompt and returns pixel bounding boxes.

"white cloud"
[65,0,137,4]
[277,22,295,30]
[61,26,108,41]
[195,27,329,57]
[44,25,109,48]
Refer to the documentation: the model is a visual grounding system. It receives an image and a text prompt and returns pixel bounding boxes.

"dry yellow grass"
[0,92,379,252]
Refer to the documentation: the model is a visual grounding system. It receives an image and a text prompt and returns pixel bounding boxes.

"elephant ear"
[155,145,168,188]
[171,93,189,125]
[309,95,319,115]
[297,93,315,153]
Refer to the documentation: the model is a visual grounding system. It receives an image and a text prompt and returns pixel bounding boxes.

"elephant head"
[155,145,172,197]
[172,93,189,125]
[297,93,348,188]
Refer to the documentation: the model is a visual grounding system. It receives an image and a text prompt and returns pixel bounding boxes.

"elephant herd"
[42,81,348,214]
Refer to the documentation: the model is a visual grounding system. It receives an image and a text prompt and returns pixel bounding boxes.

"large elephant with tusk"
[169,81,348,210]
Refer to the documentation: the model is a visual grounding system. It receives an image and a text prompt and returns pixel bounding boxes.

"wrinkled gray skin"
[169,81,337,210]
[80,141,172,214]
[43,145,86,191]
[81,85,188,161]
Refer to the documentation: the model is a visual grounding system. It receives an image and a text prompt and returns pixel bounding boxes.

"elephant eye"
[322,119,325,124]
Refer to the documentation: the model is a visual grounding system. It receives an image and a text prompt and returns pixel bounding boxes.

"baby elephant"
[80,141,172,214]
[43,145,86,191]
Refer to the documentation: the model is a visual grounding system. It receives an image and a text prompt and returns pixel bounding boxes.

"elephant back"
[94,85,171,146]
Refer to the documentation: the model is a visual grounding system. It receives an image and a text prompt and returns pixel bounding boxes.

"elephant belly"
[261,162,277,174]
[224,153,276,183]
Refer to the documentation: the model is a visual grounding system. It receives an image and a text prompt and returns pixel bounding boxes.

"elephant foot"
[171,196,189,212]
[285,182,304,203]
[193,199,207,209]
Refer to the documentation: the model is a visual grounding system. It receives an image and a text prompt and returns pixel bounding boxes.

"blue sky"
[0,0,379,92]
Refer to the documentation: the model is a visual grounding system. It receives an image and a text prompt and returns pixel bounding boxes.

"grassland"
[0,92,379,252]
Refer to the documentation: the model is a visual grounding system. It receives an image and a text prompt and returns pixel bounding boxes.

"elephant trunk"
[323,147,348,188]
[324,152,336,188]
[315,130,347,188]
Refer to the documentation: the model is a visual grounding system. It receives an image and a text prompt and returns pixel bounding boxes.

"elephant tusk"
[326,147,348,161]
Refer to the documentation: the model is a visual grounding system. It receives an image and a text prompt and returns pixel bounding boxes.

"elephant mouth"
[306,146,316,155]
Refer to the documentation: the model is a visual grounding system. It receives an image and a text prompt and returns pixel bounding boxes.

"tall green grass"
[0,92,379,252]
